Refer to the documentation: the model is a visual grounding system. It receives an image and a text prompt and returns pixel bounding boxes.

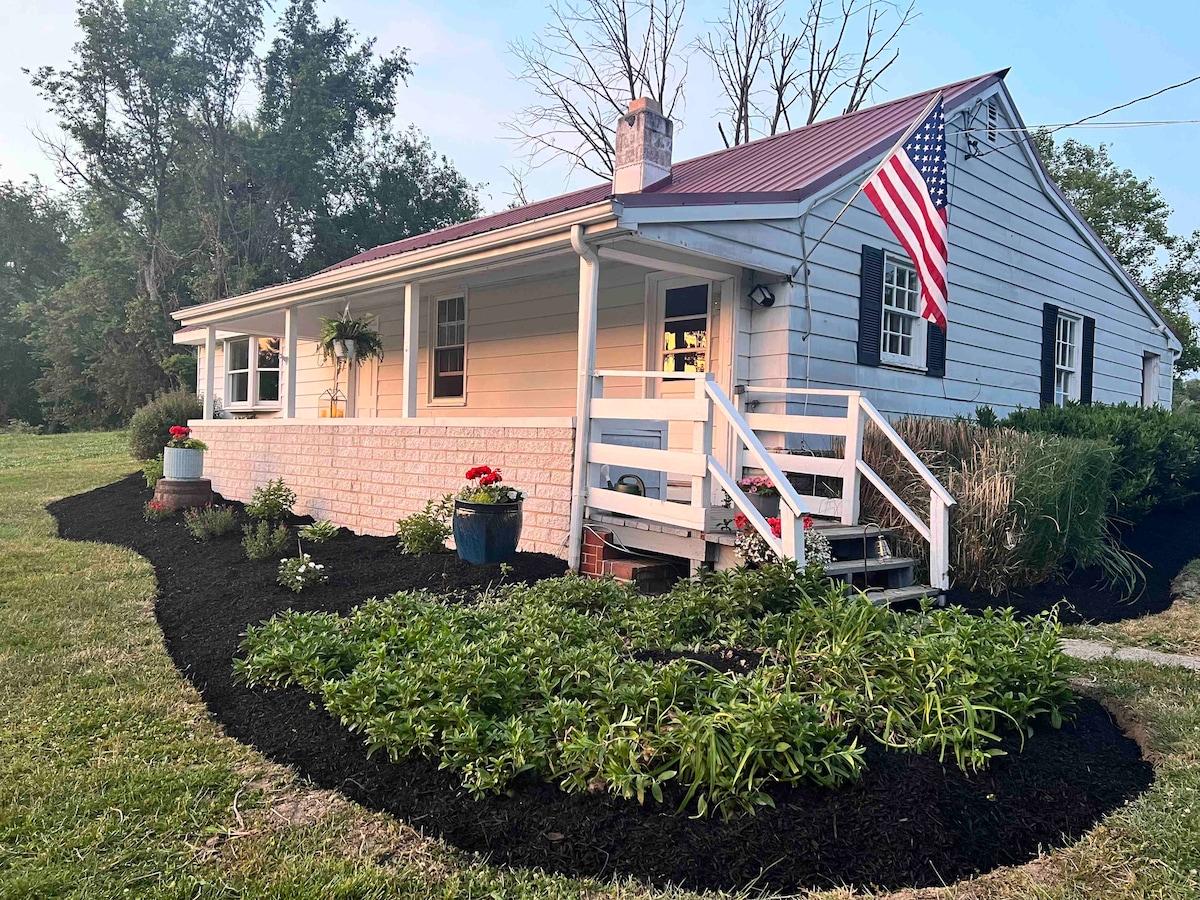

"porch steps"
[863,585,942,606]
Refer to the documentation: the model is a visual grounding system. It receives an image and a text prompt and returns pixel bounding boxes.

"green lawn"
[1,431,1199,898]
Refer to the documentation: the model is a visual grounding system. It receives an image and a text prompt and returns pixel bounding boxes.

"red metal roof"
[325,71,1005,273]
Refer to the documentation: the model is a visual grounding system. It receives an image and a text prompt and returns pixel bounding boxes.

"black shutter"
[1080,315,1096,404]
[857,245,884,367]
[1040,303,1059,407]
[926,323,946,378]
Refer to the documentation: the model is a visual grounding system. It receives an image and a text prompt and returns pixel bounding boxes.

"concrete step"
[825,556,918,577]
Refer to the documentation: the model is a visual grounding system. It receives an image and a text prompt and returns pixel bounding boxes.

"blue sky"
[2,0,1199,233]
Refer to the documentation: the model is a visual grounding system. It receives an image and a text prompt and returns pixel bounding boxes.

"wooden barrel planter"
[452,499,523,564]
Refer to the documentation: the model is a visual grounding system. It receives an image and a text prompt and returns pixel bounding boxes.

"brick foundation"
[188,421,575,558]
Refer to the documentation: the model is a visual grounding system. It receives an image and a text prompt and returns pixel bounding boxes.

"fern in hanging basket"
[317,309,385,365]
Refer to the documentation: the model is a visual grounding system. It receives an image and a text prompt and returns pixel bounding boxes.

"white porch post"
[203,325,216,419]
[282,307,298,418]
[568,225,600,570]
[402,282,420,418]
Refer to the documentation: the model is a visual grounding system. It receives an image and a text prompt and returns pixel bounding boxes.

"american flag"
[862,97,949,330]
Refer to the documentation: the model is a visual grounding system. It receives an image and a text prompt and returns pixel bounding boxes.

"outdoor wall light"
[748,284,776,307]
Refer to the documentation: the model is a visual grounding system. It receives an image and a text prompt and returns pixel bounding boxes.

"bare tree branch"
[506,0,687,179]
[697,0,783,147]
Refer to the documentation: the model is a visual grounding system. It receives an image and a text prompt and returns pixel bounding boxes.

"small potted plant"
[317,307,385,366]
[451,465,525,565]
[162,425,208,480]
[737,474,781,518]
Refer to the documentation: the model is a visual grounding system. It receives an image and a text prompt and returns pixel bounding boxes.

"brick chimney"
[613,97,673,193]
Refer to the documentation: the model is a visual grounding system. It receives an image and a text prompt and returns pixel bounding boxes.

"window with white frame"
[1142,352,1161,408]
[660,282,709,374]
[432,296,466,400]
[225,336,281,407]
[880,255,925,365]
[1054,312,1081,406]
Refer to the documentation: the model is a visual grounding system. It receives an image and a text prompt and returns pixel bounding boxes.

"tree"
[700,0,915,147]
[1034,132,1200,373]
[0,180,75,424]
[507,0,688,178]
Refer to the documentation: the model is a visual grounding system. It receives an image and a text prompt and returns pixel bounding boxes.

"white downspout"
[567,224,600,570]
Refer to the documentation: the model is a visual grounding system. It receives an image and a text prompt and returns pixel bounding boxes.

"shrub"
[184,505,238,541]
[245,478,297,524]
[128,391,203,460]
[142,454,164,490]
[861,418,1123,595]
[143,499,175,522]
[396,496,453,555]
[242,521,291,560]
[299,520,339,543]
[278,550,329,593]
[1004,402,1200,518]
[237,564,1072,818]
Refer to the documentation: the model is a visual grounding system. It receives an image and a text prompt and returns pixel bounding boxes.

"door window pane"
[661,284,709,374]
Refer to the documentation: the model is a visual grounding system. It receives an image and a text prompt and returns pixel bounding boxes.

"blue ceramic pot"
[452,499,523,565]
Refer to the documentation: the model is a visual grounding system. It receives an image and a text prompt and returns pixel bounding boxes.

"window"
[879,255,925,365]
[225,336,281,407]
[660,283,709,374]
[432,296,466,400]
[1054,312,1081,406]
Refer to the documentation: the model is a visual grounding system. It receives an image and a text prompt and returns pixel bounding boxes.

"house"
[173,69,1181,593]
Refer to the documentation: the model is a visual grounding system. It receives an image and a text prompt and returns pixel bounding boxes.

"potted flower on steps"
[737,475,781,518]
[452,466,526,565]
[163,425,208,480]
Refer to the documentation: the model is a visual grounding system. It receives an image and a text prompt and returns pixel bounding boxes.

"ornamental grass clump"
[237,564,1072,819]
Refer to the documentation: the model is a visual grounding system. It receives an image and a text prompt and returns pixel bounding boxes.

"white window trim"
[879,253,927,370]
[428,290,468,406]
[1142,352,1162,408]
[1054,310,1082,407]
[224,335,281,410]
[647,275,713,389]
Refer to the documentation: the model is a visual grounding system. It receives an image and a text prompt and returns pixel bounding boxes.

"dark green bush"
[1005,402,1200,518]
[127,391,203,460]
[236,565,1072,818]
[242,521,291,560]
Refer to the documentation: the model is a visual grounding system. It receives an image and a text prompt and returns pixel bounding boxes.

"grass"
[1066,560,1200,656]
[1,430,1199,898]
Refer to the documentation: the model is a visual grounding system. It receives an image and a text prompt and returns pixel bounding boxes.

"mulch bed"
[49,474,1155,894]
[945,499,1200,624]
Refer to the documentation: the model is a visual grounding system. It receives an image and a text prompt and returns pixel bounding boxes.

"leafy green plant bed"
[238,569,1073,818]
[48,474,1154,893]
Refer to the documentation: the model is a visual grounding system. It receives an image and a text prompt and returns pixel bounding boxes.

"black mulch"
[49,474,1155,894]
[945,499,1200,624]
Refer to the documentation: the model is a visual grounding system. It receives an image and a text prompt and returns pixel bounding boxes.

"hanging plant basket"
[332,339,357,361]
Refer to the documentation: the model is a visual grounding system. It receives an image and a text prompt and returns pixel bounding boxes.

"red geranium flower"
[767,517,782,539]
[479,471,502,486]
[169,425,190,438]
[803,515,814,530]
[733,513,749,531]
[465,465,492,480]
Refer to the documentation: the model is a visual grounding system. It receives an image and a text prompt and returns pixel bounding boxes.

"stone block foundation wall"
[188,421,576,557]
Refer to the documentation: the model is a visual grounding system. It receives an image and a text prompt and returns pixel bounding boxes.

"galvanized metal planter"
[452,499,523,565]
[163,447,204,481]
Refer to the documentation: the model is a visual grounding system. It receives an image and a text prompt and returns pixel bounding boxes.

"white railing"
[738,386,956,589]
[582,375,955,589]
[587,371,807,565]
